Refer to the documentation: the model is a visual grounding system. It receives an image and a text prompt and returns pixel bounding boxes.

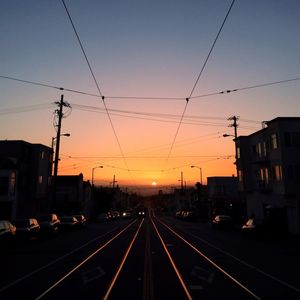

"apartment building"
[0,140,53,220]
[236,117,300,234]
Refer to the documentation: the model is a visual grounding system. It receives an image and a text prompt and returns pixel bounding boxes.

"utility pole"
[52,95,71,208]
[228,116,239,176]
[112,175,117,189]
[181,171,183,190]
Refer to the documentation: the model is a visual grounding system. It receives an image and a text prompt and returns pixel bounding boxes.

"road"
[0,211,299,300]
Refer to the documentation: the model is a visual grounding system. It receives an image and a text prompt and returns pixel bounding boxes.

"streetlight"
[222,133,235,138]
[52,133,71,149]
[223,133,238,176]
[92,165,103,186]
[191,165,202,185]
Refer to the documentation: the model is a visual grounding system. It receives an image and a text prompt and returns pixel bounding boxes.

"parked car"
[0,220,16,244]
[121,210,132,219]
[38,214,60,235]
[73,214,87,228]
[97,213,110,222]
[182,210,197,221]
[15,218,40,240]
[111,211,120,219]
[60,216,79,231]
[212,215,233,229]
[241,218,264,237]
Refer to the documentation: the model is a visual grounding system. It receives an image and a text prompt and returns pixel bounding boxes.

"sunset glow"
[1,1,299,194]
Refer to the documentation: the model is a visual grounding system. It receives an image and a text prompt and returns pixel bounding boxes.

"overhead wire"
[0,103,54,115]
[191,76,300,99]
[1,74,300,102]
[165,0,236,164]
[188,0,236,99]
[60,0,132,179]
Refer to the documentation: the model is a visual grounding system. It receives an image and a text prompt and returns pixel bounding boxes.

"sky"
[0,0,300,193]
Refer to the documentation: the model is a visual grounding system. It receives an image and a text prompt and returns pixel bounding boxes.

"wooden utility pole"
[52,95,71,207]
[228,115,239,176]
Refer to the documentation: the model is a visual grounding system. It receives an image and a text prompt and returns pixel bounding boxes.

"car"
[111,211,120,219]
[59,216,79,230]
[73,214,87,228]
[38,214,60,235]
[212,215,233,229]
[97,213,109,222]
[121,210,132,219]
[182,210,197,221]
[241,218,264,237]
[137,210,146,218]
[15,218,40,240]
[175,210,184,219]
[0,220,16,244]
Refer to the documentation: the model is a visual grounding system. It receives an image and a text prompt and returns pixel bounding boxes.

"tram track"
[0,219,138,299]
[1,213,298,300]
[154,214,300,300]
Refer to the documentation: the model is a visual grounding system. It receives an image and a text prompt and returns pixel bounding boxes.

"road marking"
[184,229,300,294]
[0,221,136,293]
[157,217,261,300]
[35,220,138,299]
[191,266,214,284]
[82,266,105,285]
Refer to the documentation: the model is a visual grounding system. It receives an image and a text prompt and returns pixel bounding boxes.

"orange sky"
[1,1,300,193]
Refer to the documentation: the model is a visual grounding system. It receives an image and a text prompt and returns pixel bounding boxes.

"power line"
[165,0,236,164]
[188,0,236,99]
[61,0,103,98]
[61,0,132,177]
[0,103,54,115]
[191,76,300,99]
[166,99,190,162]
[1,74,300,102]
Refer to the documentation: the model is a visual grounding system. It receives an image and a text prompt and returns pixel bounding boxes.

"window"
[262,141,267,157]
[238,170,243,182]
[259,167,269,186]
[38,175,43,184]
[41,151,45,159]
[273,165,282,181]
[237,147,241,159]
[256,143,262,157]
[264,168,269,184]
[270,133,278,149]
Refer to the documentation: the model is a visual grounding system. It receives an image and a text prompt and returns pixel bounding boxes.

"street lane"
[0,213,299,300]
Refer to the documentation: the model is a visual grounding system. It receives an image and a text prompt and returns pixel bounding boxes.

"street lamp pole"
[52,133,70,149]
[223,133,238,177]
[92,165,103,186]
[191,165,202,185]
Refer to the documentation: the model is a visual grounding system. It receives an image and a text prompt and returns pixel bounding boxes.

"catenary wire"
[1,74,300,102]
[165,0,236,163]
[188,0,236,99]
[60,0,132,178]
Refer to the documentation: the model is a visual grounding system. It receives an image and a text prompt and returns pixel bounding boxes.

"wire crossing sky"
[1,0,300,190]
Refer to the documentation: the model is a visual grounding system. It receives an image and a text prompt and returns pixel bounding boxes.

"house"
[207,176,239,220]
[55,174,85,214]
[236,117,300,234]
[0,140,53,220]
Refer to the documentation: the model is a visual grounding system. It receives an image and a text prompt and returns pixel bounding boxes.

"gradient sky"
[1,0,300,193]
